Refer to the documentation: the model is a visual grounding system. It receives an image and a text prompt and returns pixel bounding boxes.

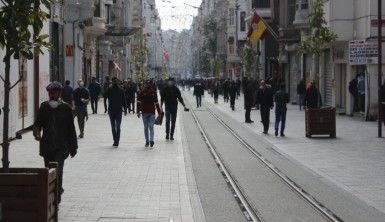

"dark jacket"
[244,81,256,109]
[256,87,274,108]
[161,85,185,107]
[33,102,78,157]
[274,90,290,110]
[73,87,90,111]
[297,81,306,95]
[105,84,127,113]
[125,83,137,101]
[62,85,73,104]
[88,82,101,98]
[305,87,322,108]
[193,83,204,96]
[229,84,237,98]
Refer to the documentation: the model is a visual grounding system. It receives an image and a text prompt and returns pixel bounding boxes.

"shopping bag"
[155,113,164,125]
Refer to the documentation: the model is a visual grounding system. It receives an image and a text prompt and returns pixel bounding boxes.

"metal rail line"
[201,105,343,222]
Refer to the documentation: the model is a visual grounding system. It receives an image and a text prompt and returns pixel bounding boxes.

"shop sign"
[349,40,378,65]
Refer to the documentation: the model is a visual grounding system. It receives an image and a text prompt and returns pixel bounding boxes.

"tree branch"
[0,0,7,7]
[9,75,23,90]
[0,75,5,83]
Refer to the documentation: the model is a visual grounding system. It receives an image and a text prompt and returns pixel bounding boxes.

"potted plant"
[0,1,58,221]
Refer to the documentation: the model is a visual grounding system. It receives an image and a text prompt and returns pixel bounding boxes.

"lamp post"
[378,0,383,138]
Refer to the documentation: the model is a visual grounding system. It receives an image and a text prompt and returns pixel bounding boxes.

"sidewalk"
[8,108,196,222]
[198,92,385,214]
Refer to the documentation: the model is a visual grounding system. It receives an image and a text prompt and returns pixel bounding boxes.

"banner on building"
[349,40,378,65]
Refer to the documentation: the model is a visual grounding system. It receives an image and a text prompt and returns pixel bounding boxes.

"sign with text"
[349,40,378,65]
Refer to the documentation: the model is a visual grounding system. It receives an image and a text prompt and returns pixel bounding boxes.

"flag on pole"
[247,12,267,43]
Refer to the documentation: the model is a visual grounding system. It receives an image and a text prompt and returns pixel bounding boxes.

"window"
[229,43,235,54]
[105,4,111,24]
[229,8,235,26]
[252,0,270,8]
[94,0,101,17]
[288,0,296,25]
[296,0,309,10]
[240,12,246,32]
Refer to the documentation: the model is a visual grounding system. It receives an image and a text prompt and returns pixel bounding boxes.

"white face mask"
[79,81,84,87]
[48,100,60,109]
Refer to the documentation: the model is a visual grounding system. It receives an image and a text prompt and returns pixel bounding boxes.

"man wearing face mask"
[161,77,188,140]
[33,82,78,203]
[73,79,90,138]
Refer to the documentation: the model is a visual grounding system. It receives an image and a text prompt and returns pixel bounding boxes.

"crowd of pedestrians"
[32,77,191,203]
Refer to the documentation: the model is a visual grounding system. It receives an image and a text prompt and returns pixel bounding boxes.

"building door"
[324,50,333,107]
[335,64,346,112]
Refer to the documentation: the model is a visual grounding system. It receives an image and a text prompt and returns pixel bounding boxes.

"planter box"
[0,163,58,222]
[305,108,336,138]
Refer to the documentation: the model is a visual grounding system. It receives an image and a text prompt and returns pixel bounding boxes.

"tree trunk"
[2,47,11,170]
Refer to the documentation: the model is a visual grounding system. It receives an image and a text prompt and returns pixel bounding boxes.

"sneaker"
[280,133,285,137]
[145,142,149,147]
[275,130,278,137]
[150,141,154,147]
[113,143,119,147]
[166,135,169,140]
[79,133,84,139]
[170,136,174,141]
[263,131,268,134]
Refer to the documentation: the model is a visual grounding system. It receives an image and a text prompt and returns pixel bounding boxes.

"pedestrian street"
[8,107,197,222]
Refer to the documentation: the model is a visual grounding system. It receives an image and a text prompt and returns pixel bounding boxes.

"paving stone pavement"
[8,109,195,222]
[198,91,385,214]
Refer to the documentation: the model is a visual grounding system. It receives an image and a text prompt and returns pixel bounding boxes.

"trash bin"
[305,107,336,138]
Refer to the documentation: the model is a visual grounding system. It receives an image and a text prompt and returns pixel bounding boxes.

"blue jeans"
[142,113,155,142]
[109,112,122,143]
[275,107,287,134]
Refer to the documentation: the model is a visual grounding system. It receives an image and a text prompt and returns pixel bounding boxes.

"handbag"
[155,112,164,125]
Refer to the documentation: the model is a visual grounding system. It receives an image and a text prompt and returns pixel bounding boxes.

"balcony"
[84,17,107,36]
[293,0,309,28]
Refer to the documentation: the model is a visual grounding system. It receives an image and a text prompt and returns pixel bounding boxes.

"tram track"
[185,93,343,222]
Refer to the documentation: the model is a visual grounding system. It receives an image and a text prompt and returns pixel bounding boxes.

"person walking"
[73,79,90,138]
[304,81,322,109]
[193,80,204,108]
[213,80,220,104]
[125,78,137,113]
[244,78,256,123]
[62,80,73,106]
[297,78,306,110]
[105,77,127,147]
[223,79,230,103]
[236,78,241,98]
[88,77,101,114]
[137,81,163,147]
[256,80,274,134]
[102,76,111,113]
[274,84,290,137]
[161,78,188,140]
[229,80,237,110]
[33,82,78,203]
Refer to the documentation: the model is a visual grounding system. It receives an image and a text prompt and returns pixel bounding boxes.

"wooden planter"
[0,163,58,222]
[305,108,336,138]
